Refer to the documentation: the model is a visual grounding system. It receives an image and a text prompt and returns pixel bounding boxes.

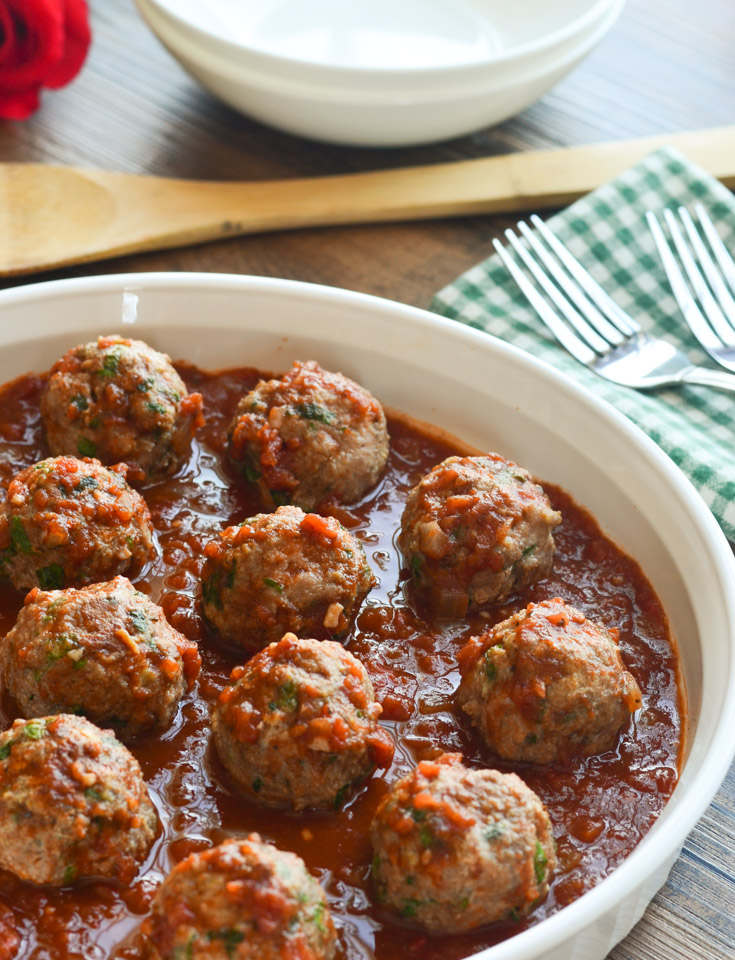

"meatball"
[1,576,201,740]
[212,634,394,810]
[41,334,204,483]
[144,835,336,960]
[370,753,556,933]
[456,598,643,764]
[201,505,375,651]
[0,456,154,591]
[227,360,389,511]
[399,453,561,616]
[0,714,157,886]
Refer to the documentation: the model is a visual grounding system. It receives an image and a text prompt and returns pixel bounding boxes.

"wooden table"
[1,1,734,958]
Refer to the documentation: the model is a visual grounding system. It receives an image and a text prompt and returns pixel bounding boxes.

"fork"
[647,204,735,372]
[492,214,735,394]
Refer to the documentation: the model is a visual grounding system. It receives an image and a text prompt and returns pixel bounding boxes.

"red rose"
[0,0,91,120]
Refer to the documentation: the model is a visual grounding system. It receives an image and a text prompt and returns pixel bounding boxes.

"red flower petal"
[0,0,65,88]
[0,84,40,121]
[45,0,91,89]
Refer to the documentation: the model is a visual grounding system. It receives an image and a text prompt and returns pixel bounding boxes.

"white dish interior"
[135,0,624,145]
[144,0,610,72]
[0,272,733,960]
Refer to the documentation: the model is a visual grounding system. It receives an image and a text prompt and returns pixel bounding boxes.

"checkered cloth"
[431,147,735,541]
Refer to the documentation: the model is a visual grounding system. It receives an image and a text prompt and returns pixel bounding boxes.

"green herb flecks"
[146,401,167,415]
[294,402,336,426]
[9,517,32,555]
[74,476,98,494]
[262,577,283,593]
[37,564,65,590]
[99,352,121,378]
[205,927,245,958]
[70,394,89,411]
[77,436,97,458]
[534,840,548,886]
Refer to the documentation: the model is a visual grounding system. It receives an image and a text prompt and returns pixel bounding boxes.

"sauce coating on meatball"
[41,335,204,483]
[144,834,336,960]
[213,633,394,810]
[370,753,556,933]
[0,714,157,886]
[0,456,154,591]
[201,505,375,651]
[2,576,201,740]
[456,598,643,764]
[399,454,561,617]
[227,360,389,511]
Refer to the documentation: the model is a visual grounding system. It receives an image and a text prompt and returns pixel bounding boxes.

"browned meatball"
[212,634,394,810]
[227,360,389,510]
[201,505,375,651]
[456,598,642,764]
[0,714,157,886]
[370,753,556,933]
[144,835,336,960]
[0,456,154,592]
[399,454,561,617]
[41,335,204,483]
[1,576,201,740]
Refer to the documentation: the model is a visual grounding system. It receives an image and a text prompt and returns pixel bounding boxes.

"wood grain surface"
[0,0,734,958]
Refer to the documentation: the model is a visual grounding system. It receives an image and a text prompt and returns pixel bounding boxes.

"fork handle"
[680,367,735,393]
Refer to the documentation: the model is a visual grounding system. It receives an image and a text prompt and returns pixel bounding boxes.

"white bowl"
[1,271,734,960]
[135,0,625,146]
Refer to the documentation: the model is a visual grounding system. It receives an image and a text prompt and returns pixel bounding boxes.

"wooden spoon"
[2,125,734,277]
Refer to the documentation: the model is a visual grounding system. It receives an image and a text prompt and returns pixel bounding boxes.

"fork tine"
[529,214,640,336]
[503,227,609,353]
[677,207,735,339]
[646,210,724,353]
[694,203,735,296]
[491,238,597,365]
[516,221,624,346]
[663,208,735,346]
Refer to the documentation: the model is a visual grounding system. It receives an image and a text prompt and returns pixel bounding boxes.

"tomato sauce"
[0,365,682,960]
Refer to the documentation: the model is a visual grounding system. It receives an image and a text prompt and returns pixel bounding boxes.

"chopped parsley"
[534,841,548,886]
[70,394,89,411]
[77,436,97,458]
[205,928,244,957]
[294,402,336,425]
[146,400,167,415]
[37,564,65,590]
[74,476,98,493]
[262,577,283,593]
[9,516,32,555]
[98,352,121,378]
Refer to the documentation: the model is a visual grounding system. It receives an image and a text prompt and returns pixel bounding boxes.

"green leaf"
[74,476,98,493]
[294,402,336,425]
[77,436,97,458]
[0,739,16,760]
[146,401,167,415]
[262,577,283,593]
[37,564,65,590]
[98,352,120,378]
[206,928,244,958]
[534,840,548,886]
[24,719,47,740]
[9,516,32,555]
[71,394,88,411]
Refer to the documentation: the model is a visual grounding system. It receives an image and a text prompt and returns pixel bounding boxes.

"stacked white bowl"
[135,0,625,147]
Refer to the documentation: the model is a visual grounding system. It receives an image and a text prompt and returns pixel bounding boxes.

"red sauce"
[0,365,682,960]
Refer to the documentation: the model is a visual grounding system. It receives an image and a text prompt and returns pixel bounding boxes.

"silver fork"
[492,214,735,394]
[647,204,735,372]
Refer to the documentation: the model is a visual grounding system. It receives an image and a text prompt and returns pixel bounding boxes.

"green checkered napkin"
[431,147,735,541]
